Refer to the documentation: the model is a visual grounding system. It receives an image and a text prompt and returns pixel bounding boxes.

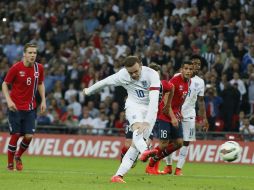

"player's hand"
[7,100,17,112]
[171,117,179,128]
[162,106,169,115]
[40,99,47,114]
[82,88,88,95]
[202,119,209,132]
[137,122,150,135]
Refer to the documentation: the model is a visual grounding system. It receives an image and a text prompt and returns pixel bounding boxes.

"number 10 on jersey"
[135,90,144,98]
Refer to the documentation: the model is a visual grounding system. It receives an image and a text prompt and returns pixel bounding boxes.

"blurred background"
[0,0,254,142]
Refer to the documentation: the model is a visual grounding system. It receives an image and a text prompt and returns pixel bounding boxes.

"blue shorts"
[8,110,36,135]
[157,119,183,140]
[152,120,160,139]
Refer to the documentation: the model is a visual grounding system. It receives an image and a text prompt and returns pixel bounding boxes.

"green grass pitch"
[0,155,253,190]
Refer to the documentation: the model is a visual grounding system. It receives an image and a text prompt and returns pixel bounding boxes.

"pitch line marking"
[13,169,254,180]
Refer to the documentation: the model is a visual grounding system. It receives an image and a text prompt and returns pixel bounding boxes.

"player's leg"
[15,110,36,171]
[174,141,189,176]
[175,118,195,175]
[121,139,132,159]
[121,130,139,168]
[120,124,133,162]
[138,121,159,162]
[161,123,183,174]
[125,108,147,154]
[162,141,174,174]
[7,111,22,170]
[132,123,149,152]
[111,108,151,183]
[111,145,140,183]
[124,107,156,162]
[146,119,170,174]
[121,125,154,168]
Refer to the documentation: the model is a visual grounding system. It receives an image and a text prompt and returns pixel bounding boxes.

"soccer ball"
[219,141,242,162]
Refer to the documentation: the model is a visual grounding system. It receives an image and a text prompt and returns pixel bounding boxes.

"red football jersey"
[4,61,44,111]
[159,80,174,103]
[157,73,190,122]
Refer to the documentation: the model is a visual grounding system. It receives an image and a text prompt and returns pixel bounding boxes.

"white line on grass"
[17,169,254,180]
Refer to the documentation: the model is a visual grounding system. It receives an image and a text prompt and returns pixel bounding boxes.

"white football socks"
[165,154,173,165]
[115,146,139,176]
[176,145,189,169]
[132,130,147,153]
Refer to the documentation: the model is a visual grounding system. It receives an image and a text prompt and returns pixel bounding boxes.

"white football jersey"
[86,66,160,106]
[85,66,160,125]
[181,75,205,118]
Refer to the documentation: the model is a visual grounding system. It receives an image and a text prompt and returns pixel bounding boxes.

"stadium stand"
[0,0,254,140]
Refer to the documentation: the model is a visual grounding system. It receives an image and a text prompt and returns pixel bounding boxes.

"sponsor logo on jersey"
[19,71,25,77]
[179,85,183,91]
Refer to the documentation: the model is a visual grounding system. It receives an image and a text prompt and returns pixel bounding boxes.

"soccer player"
[120,63,174,168]
[2,43,46,171]
[162,55,209,176]
[82,56,160,183]
[145,61,193,175]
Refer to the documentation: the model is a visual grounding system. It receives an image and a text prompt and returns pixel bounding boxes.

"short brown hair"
[123,56,141,67]
[24,43,37,52]
[148,62,161,72]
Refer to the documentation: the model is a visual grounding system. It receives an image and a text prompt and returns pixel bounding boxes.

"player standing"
[162,55,209,175]
[82,56,160,183]
[2,43,46,171]
[146,61,193,175]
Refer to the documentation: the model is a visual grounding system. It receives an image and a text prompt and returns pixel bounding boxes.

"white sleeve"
[144,71,160,126]
[198,79,205,97]
[85,72,122,95]
[144,90,159,126]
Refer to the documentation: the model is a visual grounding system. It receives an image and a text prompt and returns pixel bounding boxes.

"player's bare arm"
[38,83,46,114]
[162,85,174,114]
[162,86,178,127]
[169,107,178,128]
[2,81,17,112]
[197,96,209,132]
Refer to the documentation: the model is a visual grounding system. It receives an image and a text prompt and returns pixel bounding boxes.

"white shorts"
[125,105,152,140]
[182,117,196,141]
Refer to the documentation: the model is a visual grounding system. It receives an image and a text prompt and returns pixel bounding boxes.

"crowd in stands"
[0,0,254,137]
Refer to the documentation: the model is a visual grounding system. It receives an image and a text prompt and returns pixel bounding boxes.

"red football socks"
[8,134,20,165]
[16,137,32,157]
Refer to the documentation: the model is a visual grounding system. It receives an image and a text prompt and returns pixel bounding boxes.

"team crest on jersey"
[141,81,148,88]
[19,71,25,77]
[179,85,183,91]
[34,72,39,78]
